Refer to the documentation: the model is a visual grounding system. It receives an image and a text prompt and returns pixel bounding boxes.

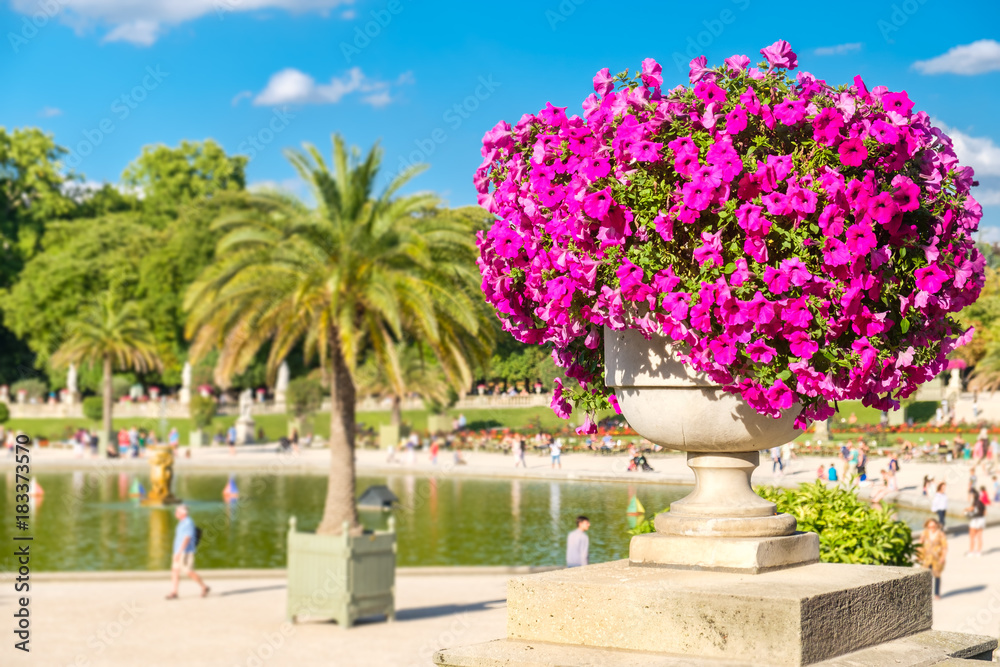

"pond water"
[0,471,939,571]
[0,471,692,571]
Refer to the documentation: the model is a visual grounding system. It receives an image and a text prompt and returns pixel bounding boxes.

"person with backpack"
[166,504,209,599]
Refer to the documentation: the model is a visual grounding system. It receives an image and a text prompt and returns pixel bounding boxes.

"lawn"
[3,405,584,444]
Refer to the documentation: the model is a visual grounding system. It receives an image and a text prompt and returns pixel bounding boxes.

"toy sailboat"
[626,494,645,529]
[223,476,239,502]
[28,478,44,497]
[128,479,146,499]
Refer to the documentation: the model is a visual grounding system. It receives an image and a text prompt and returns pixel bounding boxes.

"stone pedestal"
[235,415,256,445]
[436,560,997,666]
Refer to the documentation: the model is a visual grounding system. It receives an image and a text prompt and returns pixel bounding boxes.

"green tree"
[122,140,247,223]
[185,135,491,534]
[1,213,156,366]
[0,127,76,384]
[51,290,162,455]
[356,340,453,426]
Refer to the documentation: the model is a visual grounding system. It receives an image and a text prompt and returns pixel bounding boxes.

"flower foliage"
[475,41,985,433]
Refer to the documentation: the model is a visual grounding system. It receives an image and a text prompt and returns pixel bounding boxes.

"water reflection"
[1,472,719,571]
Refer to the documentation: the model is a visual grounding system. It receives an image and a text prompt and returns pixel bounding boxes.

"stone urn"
[605,327,819,572]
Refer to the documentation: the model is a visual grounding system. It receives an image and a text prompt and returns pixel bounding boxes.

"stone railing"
[2,391,551,420]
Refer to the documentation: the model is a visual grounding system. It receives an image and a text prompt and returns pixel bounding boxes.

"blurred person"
[965,489,986,556]
[922,475,933,496]
[871,470,892,509]
[770,446,783,476]
[827,463,838,482]
[226,424,237,455]
[168,427,180,451]
[550,437,562,469]
[166,505,209,599]
[840,440,853,479]
[993,475,999,502]
[917,518,947,600]
[886,451,900,490]
[566,516,590,568]
[931,482,948,527]
[429,439,440,465]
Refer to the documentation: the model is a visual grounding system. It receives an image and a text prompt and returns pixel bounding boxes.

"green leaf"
[900,319,910,334]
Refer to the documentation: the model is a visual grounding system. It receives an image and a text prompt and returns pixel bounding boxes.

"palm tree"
[185,135,492,534]
[51,290,162,456]
[356,339,454,426]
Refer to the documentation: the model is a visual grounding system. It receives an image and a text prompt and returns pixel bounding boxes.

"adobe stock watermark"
[235,107,295,162]
[340,0,406,63]
[64,66,170,169]
[233,624,296,667]
[8,0,63,53]
[393,75,501,177]
[671,0,752,73]
[877,0,932,43]
[545,0,587,30]
[70,600,145,665]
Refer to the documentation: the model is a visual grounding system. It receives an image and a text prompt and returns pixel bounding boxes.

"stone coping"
[28,565,562,582]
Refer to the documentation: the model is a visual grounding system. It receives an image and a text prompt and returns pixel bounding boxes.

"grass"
[0,398,943,447]
[2,405,583,444]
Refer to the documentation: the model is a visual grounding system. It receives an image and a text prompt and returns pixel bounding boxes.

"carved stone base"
[629,531,819,574]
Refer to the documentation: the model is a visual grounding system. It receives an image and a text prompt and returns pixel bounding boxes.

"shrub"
[758,481,914,565]
[11,378,47,401]
[286,377,323,419]
[82,396,103,422]
[189,394,217,430]
[631,480,914,566]
[0,402,8,424]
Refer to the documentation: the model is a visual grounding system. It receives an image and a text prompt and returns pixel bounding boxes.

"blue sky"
[2,0,1000,233]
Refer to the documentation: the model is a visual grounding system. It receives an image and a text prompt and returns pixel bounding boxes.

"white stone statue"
[277,361,290,393]
[238,388,253,419]
[67,364,78,395]
[275,361,290,407]
[179,361,192,405]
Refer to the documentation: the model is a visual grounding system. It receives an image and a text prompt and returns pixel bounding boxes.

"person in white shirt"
[930,482,949,527]
[550,438,562,469]
[566,516,590,567]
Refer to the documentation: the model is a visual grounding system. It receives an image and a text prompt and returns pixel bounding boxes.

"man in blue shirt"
[566,516,590,567]
[166,505,209,599]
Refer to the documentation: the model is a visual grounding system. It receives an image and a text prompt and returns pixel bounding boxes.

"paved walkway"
[4,543,1000,667]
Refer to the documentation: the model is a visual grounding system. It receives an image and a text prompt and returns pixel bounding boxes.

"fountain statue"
[142,446,181,506]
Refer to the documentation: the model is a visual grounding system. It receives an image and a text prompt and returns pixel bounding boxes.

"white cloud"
[813,42,862,56]
[913,39,1000,75]
[252,67,409,107]
[102,19,159,46]
[340,8,356,19]
[934,120,1000,177]
[231,90,253,106]
[38,107,62,118]
[975,189,1000,206]
[9,0,352,46]
[249,178,303,194]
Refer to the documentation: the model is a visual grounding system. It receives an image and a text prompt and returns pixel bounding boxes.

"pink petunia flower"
[838,138,868,167]
[593,68,614,97]
[760,40,798,70]
[641,58,663,90]
[724,54,751,73]
[583,187,613,219]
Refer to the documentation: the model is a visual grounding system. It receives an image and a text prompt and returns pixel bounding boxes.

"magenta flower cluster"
[474,41,985,433]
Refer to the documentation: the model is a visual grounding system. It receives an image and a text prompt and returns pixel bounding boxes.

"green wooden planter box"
[286,516,396,628]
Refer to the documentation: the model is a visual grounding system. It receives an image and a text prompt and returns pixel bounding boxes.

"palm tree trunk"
[316,334,361,535]
[103,355,115,457]
[390,395,402,427]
